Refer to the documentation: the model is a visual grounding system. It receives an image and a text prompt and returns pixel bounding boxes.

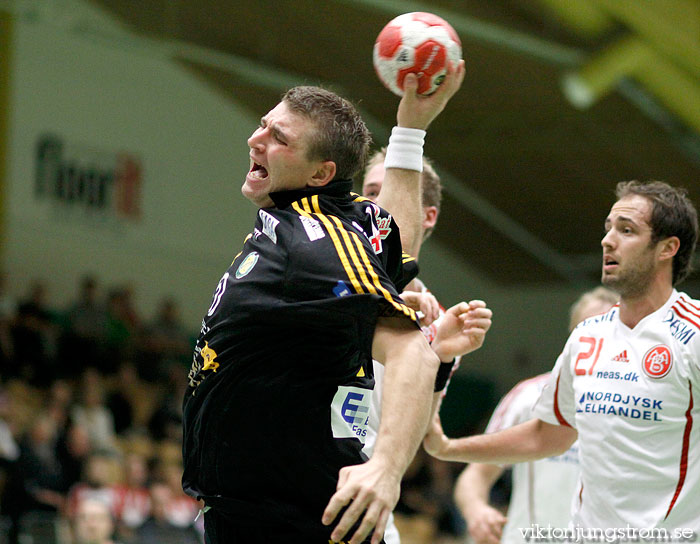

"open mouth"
[249,162,269,180]
[603,256,618,268]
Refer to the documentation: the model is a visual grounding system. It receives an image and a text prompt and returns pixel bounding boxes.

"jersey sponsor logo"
[258,209,279,244]
[299,215,325,241]
[333,280,351,298]
[612,350,629,363]
[595,370,638,381]
[663,310,697,345]
[365,204,392,254]
[577,391,663,421]
[642,345,672,379]
[200,341,219,372]
[188,341,220,389]
[575,309,617,329]
[235,252,259,279]
[330,386,371,442]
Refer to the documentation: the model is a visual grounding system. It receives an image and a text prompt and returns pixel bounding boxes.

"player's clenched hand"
[397,59,465,130]
[431,300,492,361]
[466,503,507,544]
[400,290,440,326]
[322,458,400,544]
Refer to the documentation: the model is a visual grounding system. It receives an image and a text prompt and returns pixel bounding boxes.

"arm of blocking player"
[376,61,465,257]
[322,317,439,544]
[455,463,508,544]
[424,414,578,464]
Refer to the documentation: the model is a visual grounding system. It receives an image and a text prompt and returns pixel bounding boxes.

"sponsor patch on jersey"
[235,252,259,279]
[333,281,351,298]
[365,204,392,254]
[200,341,219,372]
[576,390,663,421]
[612,350,629,363]
[258,209,279,244]
[642,345,672,379]
[299,215,325,241]
[330,386,371,443]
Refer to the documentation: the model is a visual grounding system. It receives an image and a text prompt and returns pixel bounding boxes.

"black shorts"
[203,506,384,544]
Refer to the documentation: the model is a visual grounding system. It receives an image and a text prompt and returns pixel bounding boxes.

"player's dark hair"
[616,180,698,285]
[282,86,371,181]
[365,149,443,239]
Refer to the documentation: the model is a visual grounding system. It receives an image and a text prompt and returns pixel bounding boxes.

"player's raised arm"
[376,60,465,257]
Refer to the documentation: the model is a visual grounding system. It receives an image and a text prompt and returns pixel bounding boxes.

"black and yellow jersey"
[182,179,419,538]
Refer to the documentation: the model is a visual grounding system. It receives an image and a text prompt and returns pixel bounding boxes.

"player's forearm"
[455,463,503,518]
[372,337,440,474]
[376,167,422,258]
[432,418,576,464]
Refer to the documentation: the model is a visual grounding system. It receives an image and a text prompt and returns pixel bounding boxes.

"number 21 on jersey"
[574,336,604,376]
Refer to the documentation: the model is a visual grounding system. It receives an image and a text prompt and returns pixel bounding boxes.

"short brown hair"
[364,149,443,239]
[282,86,371,181]
[615,181,698,286]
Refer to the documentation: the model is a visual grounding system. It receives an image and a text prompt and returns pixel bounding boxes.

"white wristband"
[384,126,426,172]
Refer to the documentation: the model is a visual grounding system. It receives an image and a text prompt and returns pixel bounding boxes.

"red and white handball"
[373,12,462,96]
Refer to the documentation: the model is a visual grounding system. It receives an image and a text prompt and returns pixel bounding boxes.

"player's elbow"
[533,419,577,457]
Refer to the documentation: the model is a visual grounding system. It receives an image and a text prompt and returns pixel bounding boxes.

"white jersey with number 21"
[534,290,700,530]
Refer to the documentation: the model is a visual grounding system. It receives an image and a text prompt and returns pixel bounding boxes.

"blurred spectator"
[46,378,74,430]
[132,481,200,544]
[0,385,19,460]
[106,361,156,436]
[66,451,120,519]
[72,369,118,453]
[4,413,69,542]
[60,275,109,378]
[72,496,122,544]
[104,288,139,374]
[0,386,19,507]
[139,297,191,381]
[118,284,140,333]
[11,281,59,385]
[0,272,16,368]
[57,421,92,494]
[67,276,108,341]
[112,452,151,542]
[148,363,186,443]
[159,460,199,529]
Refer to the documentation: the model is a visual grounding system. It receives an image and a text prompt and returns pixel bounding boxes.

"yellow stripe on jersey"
[351,192,372,204]
[319,216,378,296]
[294,196,416,322]
[292,199,365,294]
[348,229,417,321]
[313,194,415,321]
[231,232,254,264]
[308,195,374,294]
[300,198,313,215]
[402,252,415,264]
